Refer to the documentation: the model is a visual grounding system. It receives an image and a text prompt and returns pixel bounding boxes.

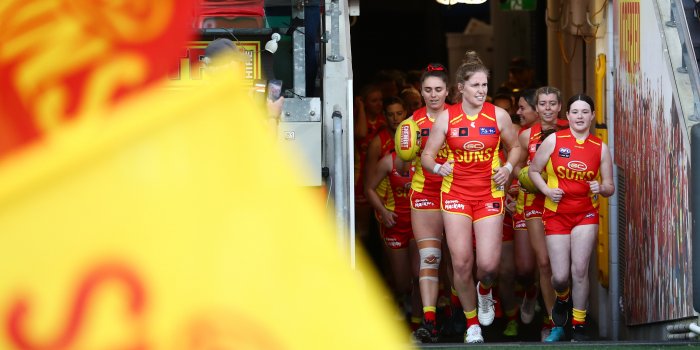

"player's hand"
[588,180,601,194]
[435,160,454,177]
[382,209,398,228]
[545,188,565,203]
[493,165,511,187]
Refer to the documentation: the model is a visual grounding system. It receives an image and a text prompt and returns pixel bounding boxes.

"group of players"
[354,51,615,344]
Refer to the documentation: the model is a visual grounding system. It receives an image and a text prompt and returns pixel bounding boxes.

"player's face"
[404,92,423,115]
[517,97,538,128]
[365,90,383,116]
[385,103,407,131]
[421,77,448,112]
[458,71,488,107]
[567,100,595,133]
[536,93,561,125]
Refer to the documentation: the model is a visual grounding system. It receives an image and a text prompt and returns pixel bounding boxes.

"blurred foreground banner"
[0,1,407,349]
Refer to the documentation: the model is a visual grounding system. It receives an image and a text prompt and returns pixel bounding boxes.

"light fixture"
[436,0,487,4]
[265,33,281,54]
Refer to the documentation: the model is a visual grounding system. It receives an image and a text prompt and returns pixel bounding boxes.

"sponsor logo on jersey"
[567,160,588,171]
[559,147,571,158]
[585,212,596,219]
[479,127,496,135]
[421,128,430,137]
[450,127,469,137]
[463,140,485,151]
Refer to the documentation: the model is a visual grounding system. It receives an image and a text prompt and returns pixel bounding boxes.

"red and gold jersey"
[441,102,503,199]
[376,127,395,157]
[526,123,543,164]
[355,116,386,200]
[382,153,413,218]
[410,106,450,197]
[523,123,546,211]
[544,129,603,213]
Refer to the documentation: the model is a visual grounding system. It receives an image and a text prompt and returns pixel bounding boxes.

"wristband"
[503,162,513,173]
[433,164,442,174]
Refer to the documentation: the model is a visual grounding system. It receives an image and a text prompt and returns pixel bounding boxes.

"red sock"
[478,282,492,295]
[450,287,461,308]
[424,311,436,322]
[465,309,479,327]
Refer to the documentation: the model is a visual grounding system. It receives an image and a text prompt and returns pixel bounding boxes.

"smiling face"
[566,100,595,134]
[517,96,538,128]
[536,93,562,125]
[458,71,488,107]
[421,76,448,112]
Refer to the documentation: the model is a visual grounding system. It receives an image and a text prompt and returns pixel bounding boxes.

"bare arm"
[529,134,563,202]
[420,110,453,176]
[354,96,367,139]
[364,135,382,188]
[589,143,615,197]
[364,154,397,227]
[513,128,531,173]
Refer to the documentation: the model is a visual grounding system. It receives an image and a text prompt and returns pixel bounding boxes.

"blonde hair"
[455,50,489,82]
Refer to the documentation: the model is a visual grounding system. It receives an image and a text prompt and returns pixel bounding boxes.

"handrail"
[669,0,700,121]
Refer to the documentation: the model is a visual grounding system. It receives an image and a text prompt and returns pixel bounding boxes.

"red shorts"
[410,190,441,211]
[523,192,545,219]
[512,211,526,230]
[379,221,414,249]
[542,208,599,235]
[502,212,514,242]
[441,192,504,222]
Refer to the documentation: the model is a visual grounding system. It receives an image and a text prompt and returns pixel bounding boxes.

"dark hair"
[456,50,489,82]
[383,96,407,114]
[420,63,449,86]
[566,94,595,112]
[540,127,557,141]
[535,86,562,105]
[518,88,538,110]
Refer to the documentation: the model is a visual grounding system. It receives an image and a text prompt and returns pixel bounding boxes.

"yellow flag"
[0,72,408,349]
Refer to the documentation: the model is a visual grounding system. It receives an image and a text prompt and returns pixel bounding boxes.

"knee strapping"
[419,247,442,271]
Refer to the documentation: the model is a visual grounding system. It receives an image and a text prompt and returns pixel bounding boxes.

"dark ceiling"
[349,1,490,90]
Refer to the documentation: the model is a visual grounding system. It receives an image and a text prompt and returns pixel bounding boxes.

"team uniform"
[355,116,386,203]
[440,102,504,221]
[522,123,546,220]
[542,129,602,235]
[374,127,397,207]
[410,106,450,211]
[377,152,415,249]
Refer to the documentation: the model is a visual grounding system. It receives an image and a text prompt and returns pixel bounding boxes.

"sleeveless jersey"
[522,123,547,209]
[441,102,503,199]
[375,127,395,198]
[355,115,386,200]
[544,129,603,213]
[376,127,395,157]
[382,152,413,219]
[411,106,451,197]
